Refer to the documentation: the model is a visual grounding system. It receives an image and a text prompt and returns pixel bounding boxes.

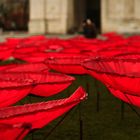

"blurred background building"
[0,0,140,34]
[0,0,28,31]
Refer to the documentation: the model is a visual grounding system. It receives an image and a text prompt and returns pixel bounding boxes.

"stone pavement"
[0,31,78,42]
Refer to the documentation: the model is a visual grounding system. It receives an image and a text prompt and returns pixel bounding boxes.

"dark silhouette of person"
[82,19,97,39]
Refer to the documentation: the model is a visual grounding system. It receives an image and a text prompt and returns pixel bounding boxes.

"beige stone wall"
[29,0,46,34]
[45,0,68,34]
[29,0,140,34]
[29,0,78,34]
[101,0,140,33]
[29,0,86,34]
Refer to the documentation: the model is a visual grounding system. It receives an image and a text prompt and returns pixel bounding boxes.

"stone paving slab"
[0,32,78,42]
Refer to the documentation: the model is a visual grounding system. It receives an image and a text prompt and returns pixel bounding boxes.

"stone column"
[29,0,84,34]
[101,0,140,33]
[29,0,46,34]
[45,0,76,34]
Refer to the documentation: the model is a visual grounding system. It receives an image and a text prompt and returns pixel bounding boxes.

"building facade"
[29,0,99,34]
[29,0,140,34]
[101,0,140,33]
[0,0,140,34]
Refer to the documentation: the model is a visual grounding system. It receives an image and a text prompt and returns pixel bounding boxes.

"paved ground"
[0,31,78,42]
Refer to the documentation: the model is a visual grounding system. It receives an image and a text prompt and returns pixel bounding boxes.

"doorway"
[85,0,101,32]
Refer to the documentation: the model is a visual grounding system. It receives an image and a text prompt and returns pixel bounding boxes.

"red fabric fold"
[0,87,87,140]
[0,77,35,108]
[0,86,32,108]
[15,52,48,63]
[4,63,49,73]
[45,55,88,74]
[108,87,140,107]
[0,72,75,97]
[83,58,140,106]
